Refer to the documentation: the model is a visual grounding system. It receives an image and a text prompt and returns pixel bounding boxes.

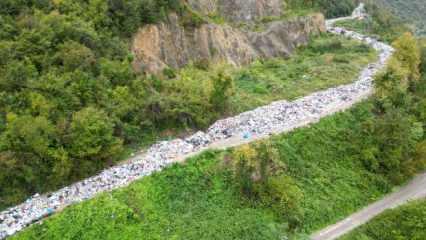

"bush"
[231,142,284,197]
[230,142,304,229]
[308,38,343,54]
[68,107,122,160]
[210,72,234,113]
[260,175,304,231]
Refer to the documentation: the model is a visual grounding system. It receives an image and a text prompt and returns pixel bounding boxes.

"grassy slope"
[12,102,393,240]
[179,34,376,114]
[340,200,426,240]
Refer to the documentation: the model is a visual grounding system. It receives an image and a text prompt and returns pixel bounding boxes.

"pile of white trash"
[0,5,394,239]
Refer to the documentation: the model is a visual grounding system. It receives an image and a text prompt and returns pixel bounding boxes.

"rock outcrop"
[131,13,258,73]
[131,13,325,73]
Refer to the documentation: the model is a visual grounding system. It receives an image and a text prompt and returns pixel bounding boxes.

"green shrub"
[260,175,304,231]
[162,67,177,79]
[230,141,304,230]
[231,142,285,197]
[193,58,211,71]
[308,38,343,54]
[180,5,206,28]
[210,72,234,113]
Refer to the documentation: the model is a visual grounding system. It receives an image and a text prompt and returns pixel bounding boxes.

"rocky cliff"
[131,1,326,74]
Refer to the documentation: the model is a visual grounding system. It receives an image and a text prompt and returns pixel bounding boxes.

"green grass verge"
[340,200,426,240]
[12,101,394,240]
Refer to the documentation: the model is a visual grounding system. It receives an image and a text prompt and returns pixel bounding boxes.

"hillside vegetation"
[338,0,426,39]
[340,200,426,240]
[377,0,426,36]
[335,0,410,43]
[0,0,376,210]
[12,32,426,240]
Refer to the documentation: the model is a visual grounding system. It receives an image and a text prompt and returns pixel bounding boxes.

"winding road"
[311,173,426,240]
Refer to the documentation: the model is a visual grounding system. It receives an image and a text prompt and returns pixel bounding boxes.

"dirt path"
[310,172,426,240]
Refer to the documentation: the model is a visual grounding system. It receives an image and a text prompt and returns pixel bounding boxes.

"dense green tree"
[55,41,96,72]
[67,107,122,162]
[231,142,303,230]
[361,30,425,184]
[0,113,72,206]
[0,60,38,91]
[392,33,421,83]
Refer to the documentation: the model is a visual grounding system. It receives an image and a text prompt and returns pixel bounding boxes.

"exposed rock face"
[249,14,326,58]
[131,13,258,73]
[131,13,325,73]
[187,0,283,22]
